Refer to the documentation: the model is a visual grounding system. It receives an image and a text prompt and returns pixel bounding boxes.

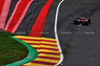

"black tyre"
[74,20,78,24]
[78,21,81,24]
[82,22,85,25]
[85,23,88,26]
[88,19,91,24]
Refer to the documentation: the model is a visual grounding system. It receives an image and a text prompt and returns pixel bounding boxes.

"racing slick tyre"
[88,19,91,24]
[74,20,78,24]
[85,23,88,26]
[82,22,85,25]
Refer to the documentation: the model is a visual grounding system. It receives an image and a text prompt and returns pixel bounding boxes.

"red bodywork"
[77,17,88,22]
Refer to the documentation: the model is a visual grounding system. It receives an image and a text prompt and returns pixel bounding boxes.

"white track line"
[54,0,64,66]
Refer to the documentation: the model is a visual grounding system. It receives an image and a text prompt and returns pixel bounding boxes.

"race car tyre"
[85,23,88,26]
[88,19,91,24]
[82,22,85,25]
[74,20,78,24]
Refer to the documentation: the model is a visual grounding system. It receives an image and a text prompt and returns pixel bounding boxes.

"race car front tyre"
[88,19,91,24]
[85,23,88,26]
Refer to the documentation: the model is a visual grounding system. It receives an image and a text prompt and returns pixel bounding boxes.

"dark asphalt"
[15,0,48,36]
[5,0,100,66]
[43,0,100,66]
[4,0,18,28]
[42,0,61,38]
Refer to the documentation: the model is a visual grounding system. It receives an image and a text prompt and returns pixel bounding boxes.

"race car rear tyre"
[85,23,88,26]
[88,19,91,24]
[74,20,78,24]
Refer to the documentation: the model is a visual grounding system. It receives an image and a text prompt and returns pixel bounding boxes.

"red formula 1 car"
[74,17,91,26]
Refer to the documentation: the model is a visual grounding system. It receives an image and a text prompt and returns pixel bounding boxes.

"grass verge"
[0,30,28,65]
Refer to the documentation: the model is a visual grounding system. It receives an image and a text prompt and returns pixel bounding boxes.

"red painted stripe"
[29,43,58,47]
[29,0,54,37]
[42,39,56,43]
[35,47,59,51]
[28,43,41,45]
[18,38,57,43]
[4,0,33,33]
[39,52,60,55]
[0,0,11,29]
[38,56,60,60]
[19,38,41,41]
[31,61,56,65]
[0,0,5,15]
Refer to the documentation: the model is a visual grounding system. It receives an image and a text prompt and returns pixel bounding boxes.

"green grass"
[0,30,28,65]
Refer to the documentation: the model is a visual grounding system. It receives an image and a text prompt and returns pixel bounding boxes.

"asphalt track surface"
[16,0,48,36]
[3,0,100,66]
[42,0,100,66]
[5,0,18,26]
[5,0,48,35]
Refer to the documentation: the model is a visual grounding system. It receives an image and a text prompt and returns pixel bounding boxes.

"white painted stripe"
[54,0,64,66]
